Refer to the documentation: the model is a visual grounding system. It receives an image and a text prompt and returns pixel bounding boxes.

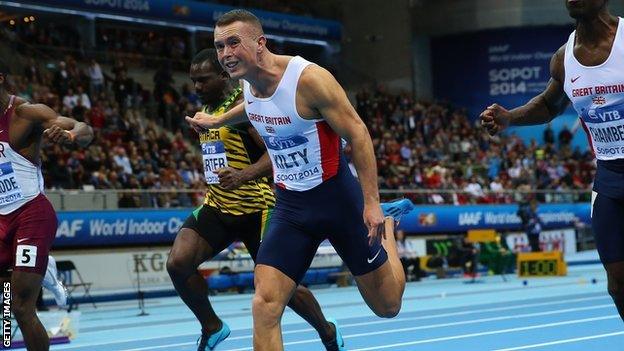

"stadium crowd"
[355,86,595,204]
[8,19,191,69]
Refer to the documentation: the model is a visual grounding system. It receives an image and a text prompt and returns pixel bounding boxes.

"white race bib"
[201,141,228,184]
[15,244,37,268]
[0,162,23,205]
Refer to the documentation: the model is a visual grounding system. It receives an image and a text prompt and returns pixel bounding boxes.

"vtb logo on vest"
[263,135,310,169]
[587,108,621,122]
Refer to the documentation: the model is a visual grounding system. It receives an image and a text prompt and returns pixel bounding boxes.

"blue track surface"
[14,264,624,351]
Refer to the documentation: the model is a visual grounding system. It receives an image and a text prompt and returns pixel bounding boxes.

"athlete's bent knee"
[373,300,401,318]
[12,296,36,322]
[287,285,312,309]
[292,285,312,300]
[608,276,624,302]
[252,292,283,325]
[166,254,193,279]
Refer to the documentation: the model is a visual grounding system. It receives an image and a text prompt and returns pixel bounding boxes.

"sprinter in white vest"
[186,9,406,351]
[0,62,93,350]
[170,49,340,351]
[481,0,624,322]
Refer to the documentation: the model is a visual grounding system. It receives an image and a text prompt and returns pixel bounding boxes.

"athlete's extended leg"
[167,228,222,333]
[7,195,59,350]
[241,214,336,345]
[12,270,48,351]
[354,217,405,318]
[288,286,336,343]
[252,213,325,351]
[252,264,297,351]
[605,262,624,320]
[592,192,624,321]
[328,193,409,318]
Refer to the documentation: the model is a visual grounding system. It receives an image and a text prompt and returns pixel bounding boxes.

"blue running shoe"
[197,321,231,351]
[322,318,346,351]
[381,198,414,224]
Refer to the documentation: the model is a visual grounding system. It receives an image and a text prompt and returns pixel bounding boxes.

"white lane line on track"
[348,315,620,351]
[490,331,624,351]
[58,295,610,351]
[219,305,616,351]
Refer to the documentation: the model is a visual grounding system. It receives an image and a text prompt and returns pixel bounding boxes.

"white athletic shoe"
[51,279,68,307]
[42,256,68,307]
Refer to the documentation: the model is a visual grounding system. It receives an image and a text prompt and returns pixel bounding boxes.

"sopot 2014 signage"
[432,25,573,119]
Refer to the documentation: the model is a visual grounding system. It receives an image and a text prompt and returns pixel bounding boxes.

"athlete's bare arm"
[186,101,247,131]
[242,126,273,179]
[481,45,570,136]
[298,65,386,243]
[215,126,272,190]
[15,102,94,147]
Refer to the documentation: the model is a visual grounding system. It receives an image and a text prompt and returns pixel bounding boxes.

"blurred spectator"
[88,101,106,130]
[396,230,422,282]
[112,69,136,110]
[447,237,479,277]
[23,58,42,84]
[53,61,70,96]
[71,98,88,121]
[87,59,105,97]
[559,124,573,147]
[180,83,201,107]
[62,87,79,110]
[113,147,133,175]
[543,123,555,144]
[76,86,91,109]
[479,236,516,275]
[517,199,543,252]
[464,176,485,202]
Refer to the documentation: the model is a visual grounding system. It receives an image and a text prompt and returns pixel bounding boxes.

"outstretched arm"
[16,103,93,147]
[481,45,570,135]
[241,126,273,180]
[185,102,247,132]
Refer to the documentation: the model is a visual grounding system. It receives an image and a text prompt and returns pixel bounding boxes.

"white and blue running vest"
[564,17,624,161]
[243,56,341,191]
[0,96,45,215]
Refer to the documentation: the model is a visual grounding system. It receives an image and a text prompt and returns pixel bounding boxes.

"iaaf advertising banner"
[398,203,590,234]
[431,25,573,119]
[54,204,590,247]
[54,209,187,247]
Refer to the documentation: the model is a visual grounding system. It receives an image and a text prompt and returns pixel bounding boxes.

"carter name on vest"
[199,130,221,143]
[248,113,292,125]
[204,157,226,172]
